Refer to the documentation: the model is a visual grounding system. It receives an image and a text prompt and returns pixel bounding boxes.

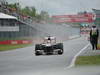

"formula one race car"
[35,36,63,56]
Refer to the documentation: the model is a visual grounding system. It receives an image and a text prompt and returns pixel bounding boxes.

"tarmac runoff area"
[79,43,100,56]
[73,36,100,67]
[66,35,100,68]
[78,34,100,56]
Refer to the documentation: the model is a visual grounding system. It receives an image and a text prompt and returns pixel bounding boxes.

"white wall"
[0,26,19,31]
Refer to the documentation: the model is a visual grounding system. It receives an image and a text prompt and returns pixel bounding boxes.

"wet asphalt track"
[0,23,99,75]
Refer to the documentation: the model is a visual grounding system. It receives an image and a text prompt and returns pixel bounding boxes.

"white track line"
[67,43,90,69]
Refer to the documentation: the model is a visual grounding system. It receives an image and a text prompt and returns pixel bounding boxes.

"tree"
[6,2,50,22]
[21,6,36,18]
[31,6,36,17]
[36,14,42,20]
[7,2,21,12]
[40,11,49,20]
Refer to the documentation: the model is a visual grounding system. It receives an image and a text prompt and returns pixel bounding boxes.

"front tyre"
[58,50,63,55]
[35,52,41,56]
[57,43,63,54]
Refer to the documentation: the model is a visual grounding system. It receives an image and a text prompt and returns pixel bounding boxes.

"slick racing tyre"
[35,44,41,50]
[58,50,63,55]
[56,43,63,54]
[35,52,41,56]
[35,44,42,56]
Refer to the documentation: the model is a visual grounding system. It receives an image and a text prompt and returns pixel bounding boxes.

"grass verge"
[0,44,32,51]
[97,44,100,49]
[75,55,100,66]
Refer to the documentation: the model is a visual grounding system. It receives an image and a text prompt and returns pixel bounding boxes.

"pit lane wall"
[0,40,32,45]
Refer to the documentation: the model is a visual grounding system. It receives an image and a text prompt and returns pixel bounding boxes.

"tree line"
[1,1,50,21]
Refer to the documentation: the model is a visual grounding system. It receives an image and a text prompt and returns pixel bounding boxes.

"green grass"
[0,44,32,51]
[75,55,100,66]
[97,44,100,49]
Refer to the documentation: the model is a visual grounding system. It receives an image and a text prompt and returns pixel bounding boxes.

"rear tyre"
[35,44,41,50]
[35,44,43,56]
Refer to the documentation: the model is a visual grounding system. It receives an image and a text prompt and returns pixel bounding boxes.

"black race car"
[35,36,63,56]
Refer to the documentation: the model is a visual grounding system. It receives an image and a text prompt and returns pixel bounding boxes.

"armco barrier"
[0,40,32,45]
